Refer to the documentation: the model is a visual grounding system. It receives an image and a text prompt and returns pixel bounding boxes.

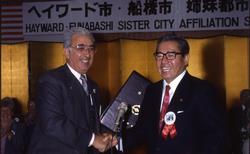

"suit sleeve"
[36,74,92,152]
[194,83,226,154]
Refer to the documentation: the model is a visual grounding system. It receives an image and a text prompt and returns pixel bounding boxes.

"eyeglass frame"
[70,44,96,53]
[153,51,185,60]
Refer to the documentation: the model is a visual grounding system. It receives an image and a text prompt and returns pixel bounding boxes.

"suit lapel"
[168,72,192,113]
[151,80,165,127]
[86,77,100,132]
[63,65,93,130]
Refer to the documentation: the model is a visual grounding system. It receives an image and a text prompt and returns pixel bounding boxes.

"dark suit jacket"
[4,119,26,154]
[28,64,101,154]
[124,72,226,154]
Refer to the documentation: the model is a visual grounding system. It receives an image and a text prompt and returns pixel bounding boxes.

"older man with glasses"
[123,34,226,154]
[28,27,117,154]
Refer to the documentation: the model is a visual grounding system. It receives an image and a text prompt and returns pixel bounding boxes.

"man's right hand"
[92,133,118,152]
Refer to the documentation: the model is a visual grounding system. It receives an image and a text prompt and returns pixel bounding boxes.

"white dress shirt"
[160,70,186,111]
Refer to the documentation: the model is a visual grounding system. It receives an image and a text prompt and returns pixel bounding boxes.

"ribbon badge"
[161,111,177,139]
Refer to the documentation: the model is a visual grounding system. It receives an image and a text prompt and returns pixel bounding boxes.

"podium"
[100,71,152,132]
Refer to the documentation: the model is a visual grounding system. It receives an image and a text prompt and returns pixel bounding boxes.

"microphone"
[114,102,128,132]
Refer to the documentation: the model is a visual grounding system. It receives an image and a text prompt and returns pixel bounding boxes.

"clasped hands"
[92,133,118,152]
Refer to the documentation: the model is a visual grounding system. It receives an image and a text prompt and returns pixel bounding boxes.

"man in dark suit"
[28,28,116,154]
[1,97,26,154]
[124,34,226,154]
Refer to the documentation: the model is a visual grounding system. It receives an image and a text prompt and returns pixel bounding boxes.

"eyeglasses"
[70,44,96,53]
[153,51,183,60]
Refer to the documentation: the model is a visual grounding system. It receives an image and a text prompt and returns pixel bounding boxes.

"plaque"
[101,71,152,132]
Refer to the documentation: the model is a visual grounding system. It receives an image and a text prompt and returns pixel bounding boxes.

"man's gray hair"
[63,27,95,48]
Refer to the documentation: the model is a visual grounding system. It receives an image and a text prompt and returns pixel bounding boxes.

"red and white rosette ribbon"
[161,111,177,139]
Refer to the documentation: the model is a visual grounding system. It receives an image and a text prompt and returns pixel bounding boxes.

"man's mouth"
[161,66,171,72]
[80,58,89,64]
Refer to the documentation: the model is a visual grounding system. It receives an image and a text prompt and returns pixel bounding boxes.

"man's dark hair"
[0,97,20,116]
[156,34,190,55]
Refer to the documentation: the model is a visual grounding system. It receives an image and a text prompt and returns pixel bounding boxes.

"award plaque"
[100,71,152,132]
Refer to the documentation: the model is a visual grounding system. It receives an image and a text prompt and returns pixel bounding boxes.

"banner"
[3,0,250,43]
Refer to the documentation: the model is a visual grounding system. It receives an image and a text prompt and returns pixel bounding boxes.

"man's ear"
[64,48,70,59]
[184,54,189,67]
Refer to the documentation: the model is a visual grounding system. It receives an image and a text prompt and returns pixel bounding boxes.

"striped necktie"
[159,85,170,132]
[80,75,89,95]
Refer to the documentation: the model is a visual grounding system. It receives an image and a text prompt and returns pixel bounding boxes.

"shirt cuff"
[88,133,95,147]
[116,137,123,151]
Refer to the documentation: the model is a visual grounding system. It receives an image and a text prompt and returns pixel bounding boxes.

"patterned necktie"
[159,85,170,132]
[80,75,89,95]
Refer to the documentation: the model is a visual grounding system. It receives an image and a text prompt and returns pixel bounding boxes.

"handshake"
[92,133,118,152]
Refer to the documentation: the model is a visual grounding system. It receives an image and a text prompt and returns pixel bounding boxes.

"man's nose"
[161,55,171,63]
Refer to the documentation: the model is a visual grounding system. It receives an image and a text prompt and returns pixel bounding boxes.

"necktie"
[159,85,170,132]
[80,75,89,95]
